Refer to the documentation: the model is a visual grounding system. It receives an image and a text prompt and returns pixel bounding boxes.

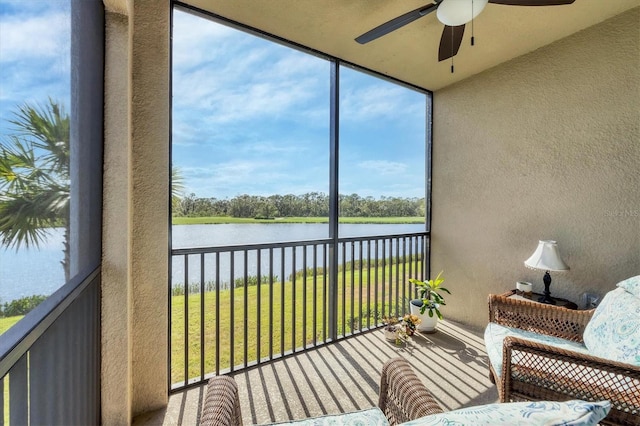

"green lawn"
[170,259,421,384]
[0,315,23,334]
[172,216,425,225]
[2,315,23,424]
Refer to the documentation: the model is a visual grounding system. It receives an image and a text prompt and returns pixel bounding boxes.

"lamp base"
[538,270,556,305]
[537,294,556,305]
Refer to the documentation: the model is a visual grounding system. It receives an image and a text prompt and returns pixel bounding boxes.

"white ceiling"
[181,0,640,91]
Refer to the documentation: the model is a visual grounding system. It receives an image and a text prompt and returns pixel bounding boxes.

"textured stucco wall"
[103,10,132,425]
[431,8,640,328]
[102,0,170,423]
[129,0,170,415]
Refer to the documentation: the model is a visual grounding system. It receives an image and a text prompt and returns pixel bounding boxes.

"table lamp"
[524,240,569,304]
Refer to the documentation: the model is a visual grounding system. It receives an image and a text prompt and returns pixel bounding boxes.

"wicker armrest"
[502,336,640,426]
[200,376,243,426]
[488,294,594,342]
[378,357,444,425]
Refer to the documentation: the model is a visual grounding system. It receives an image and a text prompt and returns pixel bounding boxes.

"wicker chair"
[486,293,640,426]
[200,357,443,426]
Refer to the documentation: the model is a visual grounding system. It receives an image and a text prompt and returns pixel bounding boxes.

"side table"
[500,289,578,310]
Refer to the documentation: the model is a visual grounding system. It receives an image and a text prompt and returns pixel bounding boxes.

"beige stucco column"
[102,0,170,423]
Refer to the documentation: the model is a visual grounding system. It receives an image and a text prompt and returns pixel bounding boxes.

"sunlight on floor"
[133,320,498,425]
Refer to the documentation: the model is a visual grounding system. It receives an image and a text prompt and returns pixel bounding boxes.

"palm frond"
[8,99,70,176]
[0,191,64,249]
[0,100,70,252]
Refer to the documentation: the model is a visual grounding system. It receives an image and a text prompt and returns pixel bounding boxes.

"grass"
[170,259,422,385]
[2,316,24,424]
[172,216,425,225]
[0,315,23,334]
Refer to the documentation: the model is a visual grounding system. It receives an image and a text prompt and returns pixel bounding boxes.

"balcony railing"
[170,231,429,390]
[0,267,101,425]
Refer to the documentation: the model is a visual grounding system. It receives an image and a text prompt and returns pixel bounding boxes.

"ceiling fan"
[355,0,575,66]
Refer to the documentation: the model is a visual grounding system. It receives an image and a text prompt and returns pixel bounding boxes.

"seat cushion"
[398,400,610,426]
[484,322,589,377]
[582,287,640,366]
[265,407,390,425]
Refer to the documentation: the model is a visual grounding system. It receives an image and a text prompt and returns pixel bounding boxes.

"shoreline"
[172,216,425,225]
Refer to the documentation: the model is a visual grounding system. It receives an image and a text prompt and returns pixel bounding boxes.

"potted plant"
[408,271,450,333]
[382,316,401,342]
[401,313,421,336]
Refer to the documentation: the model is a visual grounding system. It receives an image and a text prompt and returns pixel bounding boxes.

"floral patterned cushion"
[582,287,640,366]
[617,275,640,298]
[266,407,389,425]
[399,400,610,426]
[483,322,589,377]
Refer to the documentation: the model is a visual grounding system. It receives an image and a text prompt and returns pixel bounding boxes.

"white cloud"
[172,10,328,127]
[339,71,425,124]
[358,160,408,175]
[181,154,329,198]
[0,1,70,133]
[172,10,241,72]
[0,9,69,63]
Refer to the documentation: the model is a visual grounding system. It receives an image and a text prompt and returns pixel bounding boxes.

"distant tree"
[172,191,424,219]
[0,99,71,280]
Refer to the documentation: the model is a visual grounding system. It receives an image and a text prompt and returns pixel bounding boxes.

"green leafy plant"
[409,271,450,320]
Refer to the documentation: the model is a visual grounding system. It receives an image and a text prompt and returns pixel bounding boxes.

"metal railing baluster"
[269,248,274,360]
[215,252,220,375]
[350,241,355,334]
[257,248,262,364]
[184,254,189,384]
[395,238,400,317]
[322,243,327,343]
[341,241,346,337]
[291,247,296,352]
[200,253,205,380]
[302,245,307,349]
[312,244,318,346]
[243,250,248,368]
[358,241,363,331]
[402,237,407,315]
[280,247,285,356]
[229,252,235,372]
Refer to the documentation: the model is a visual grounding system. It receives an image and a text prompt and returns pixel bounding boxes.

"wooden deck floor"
[133,320,498,425]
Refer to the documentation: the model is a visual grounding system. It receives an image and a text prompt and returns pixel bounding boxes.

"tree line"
[174,192,425,218]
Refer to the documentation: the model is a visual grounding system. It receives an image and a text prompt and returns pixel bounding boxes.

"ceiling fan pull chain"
[471,0,475,46]
[450,27,455,73]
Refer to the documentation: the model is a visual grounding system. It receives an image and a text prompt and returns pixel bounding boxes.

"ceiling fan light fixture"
[437,0,488,26]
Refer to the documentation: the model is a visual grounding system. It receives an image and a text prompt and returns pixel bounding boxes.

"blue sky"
[172,9,427,200]
[0,1,70,133]
[0,3,427,201]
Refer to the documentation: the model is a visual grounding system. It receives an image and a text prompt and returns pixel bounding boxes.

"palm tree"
[1,100,186,282]
[0,99,71,280]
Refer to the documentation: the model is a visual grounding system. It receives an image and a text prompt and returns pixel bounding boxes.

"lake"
[1,223,425,303]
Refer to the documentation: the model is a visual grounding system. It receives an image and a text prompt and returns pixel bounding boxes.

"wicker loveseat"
[199,357,444,426]
[484,275,640,426]
[200,356,611,425]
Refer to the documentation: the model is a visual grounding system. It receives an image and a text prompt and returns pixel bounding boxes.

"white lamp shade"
[437,0,489,26]
[524,240,569,271]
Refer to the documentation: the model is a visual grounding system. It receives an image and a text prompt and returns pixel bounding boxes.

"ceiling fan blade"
[488,0,574,5]
[355,3,440,44]
[438,25,465,62]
